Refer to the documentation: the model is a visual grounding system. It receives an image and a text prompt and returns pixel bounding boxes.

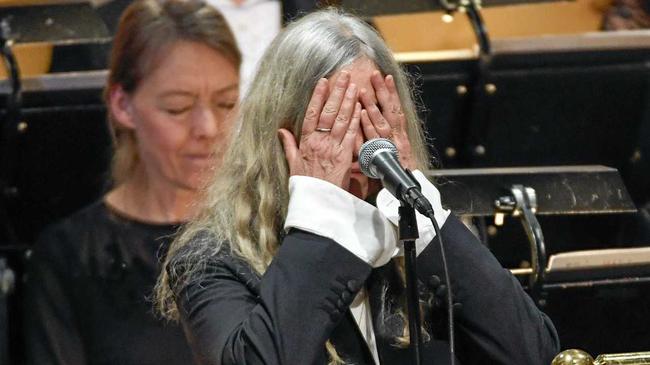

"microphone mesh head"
[358,138,399,179]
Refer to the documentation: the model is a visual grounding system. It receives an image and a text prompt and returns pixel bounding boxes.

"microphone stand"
[399,204,423,365]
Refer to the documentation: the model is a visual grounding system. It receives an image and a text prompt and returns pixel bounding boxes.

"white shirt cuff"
[284,176,398,267]
[376,170,450,256]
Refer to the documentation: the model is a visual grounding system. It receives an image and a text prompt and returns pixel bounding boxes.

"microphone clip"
[398,202,420,243]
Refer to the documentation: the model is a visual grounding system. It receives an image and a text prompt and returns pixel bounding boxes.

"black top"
[23,200,194,365]
[170,215,560,365]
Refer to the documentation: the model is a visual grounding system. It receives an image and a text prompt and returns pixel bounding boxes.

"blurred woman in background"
[23,0,240,364]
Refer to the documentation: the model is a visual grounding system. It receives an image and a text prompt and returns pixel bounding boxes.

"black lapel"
[366,261,459,365]
[329,311,375,365]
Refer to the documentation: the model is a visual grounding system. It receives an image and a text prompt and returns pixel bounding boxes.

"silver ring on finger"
[315,127,332,132]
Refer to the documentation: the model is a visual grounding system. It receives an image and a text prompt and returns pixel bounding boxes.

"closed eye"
[216,102,236,110]
[166,107,192,115]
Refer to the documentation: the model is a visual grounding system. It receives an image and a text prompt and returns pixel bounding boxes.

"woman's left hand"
[359,71,415,170]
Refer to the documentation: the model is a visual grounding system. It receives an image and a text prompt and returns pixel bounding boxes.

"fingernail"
[316,78,328,90]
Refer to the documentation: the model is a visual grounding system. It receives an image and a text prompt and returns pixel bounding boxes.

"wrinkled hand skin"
[278,72,362,190]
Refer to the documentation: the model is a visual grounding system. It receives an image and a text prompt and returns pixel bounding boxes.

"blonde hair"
[156,8,432,364]
[105,0,241,184]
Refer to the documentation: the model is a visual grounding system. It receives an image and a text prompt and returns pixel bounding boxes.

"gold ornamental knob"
[552,349,594,365]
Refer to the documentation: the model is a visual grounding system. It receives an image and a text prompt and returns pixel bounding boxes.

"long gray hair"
[156,7,431,364]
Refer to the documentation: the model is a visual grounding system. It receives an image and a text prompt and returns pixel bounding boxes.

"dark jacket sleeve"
[23,227,87,365]
[417,215,560,364]
[172,230,373,365]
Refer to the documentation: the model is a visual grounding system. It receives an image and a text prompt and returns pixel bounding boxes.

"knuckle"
[319,160,333,171]
[310,142,322,153]
[322,104,337,115]
[335,114,348,123]
[314,143,328,155]
[305,107,318,120]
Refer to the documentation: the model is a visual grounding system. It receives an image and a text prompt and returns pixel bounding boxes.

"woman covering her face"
[156,8,560,365]
[23,0,240,364]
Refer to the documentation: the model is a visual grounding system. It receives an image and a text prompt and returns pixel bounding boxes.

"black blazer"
[171,215,560,365]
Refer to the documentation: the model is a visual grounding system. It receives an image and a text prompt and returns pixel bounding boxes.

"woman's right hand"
[278,71,361,190]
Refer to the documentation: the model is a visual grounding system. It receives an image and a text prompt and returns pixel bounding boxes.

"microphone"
[360,139,456,365]
[358,138,434,216]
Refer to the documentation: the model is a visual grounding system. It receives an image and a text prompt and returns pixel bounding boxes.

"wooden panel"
[0,43,53,79]
[373,0,611,52]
